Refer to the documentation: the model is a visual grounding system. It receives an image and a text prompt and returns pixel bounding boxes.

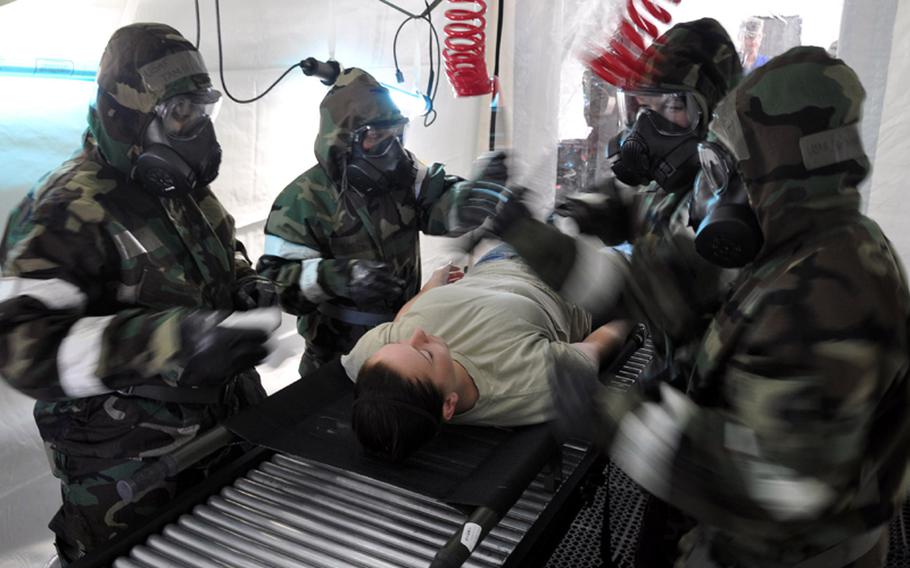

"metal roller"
[161,523,265,568]
[236,475,456,549]
[111,557,154,568]
[242,467,519,554]
[128,545,193,568]
[176,514,305,568]
[144,534,227,568]
[229,477,509,567]
[115,434,594,568]
[219,485,443,566]
[198,498,399,568]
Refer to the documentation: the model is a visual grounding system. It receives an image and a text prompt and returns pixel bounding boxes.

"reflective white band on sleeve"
[560,238,628,314]
[263,234,322,261]
[299,258,331,303]
[0,277,87,311]
[610,384,696,501]
[218,307,282,333]
[741,460,836,521]
[57,315,116,398]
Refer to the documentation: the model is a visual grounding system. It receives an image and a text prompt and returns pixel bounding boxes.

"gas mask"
[133,91,223,197]
[344,121,416,196]
[689,140,763,268]
[609,89,702,193]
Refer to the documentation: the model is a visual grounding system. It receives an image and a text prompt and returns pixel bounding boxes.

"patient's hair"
[352,358,444,462]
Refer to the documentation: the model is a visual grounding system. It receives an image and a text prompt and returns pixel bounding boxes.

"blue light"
[0,58,96,81]
[381,82,430,118]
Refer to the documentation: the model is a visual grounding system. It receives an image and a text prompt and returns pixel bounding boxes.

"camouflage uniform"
[509,19,743,383]
[260,68,464,376]
[0,24,264,562]
[583,47,910,567]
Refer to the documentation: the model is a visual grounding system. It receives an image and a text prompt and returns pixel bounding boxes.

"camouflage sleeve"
[625,184,667,243]
[501,218,629,322]
[564,178,636,245]
[622,201,733,346]
[596,303,882,531]
[414,162,464,235]
[233,239,256,280]
[259,177,325,315]
[0,213,194,401]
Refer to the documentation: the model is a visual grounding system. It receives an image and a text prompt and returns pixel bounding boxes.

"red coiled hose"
[585,0,681,88]
[443,0,493,97]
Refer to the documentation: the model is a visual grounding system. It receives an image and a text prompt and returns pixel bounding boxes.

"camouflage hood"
[314,67,405,181]
[638,18,743,136]
[709,46,870,257]
[88,23,217,175]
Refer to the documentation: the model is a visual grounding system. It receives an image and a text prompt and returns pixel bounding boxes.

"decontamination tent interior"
[1,0,910,566]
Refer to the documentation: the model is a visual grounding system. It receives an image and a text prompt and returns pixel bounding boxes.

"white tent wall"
[865,0,910,270]
[838,0,900,210]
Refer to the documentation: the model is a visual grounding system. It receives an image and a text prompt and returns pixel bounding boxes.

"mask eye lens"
[698,143,732,194]
[616,89,700,135]
[157,95,216,139]
[356,123,406,157]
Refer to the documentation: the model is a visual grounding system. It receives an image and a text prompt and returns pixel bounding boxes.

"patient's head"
[351,328,460,461]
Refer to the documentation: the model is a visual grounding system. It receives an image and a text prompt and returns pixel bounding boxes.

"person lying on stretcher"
[341,245,630,461]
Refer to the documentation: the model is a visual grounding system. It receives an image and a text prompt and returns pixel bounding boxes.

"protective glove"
[488,185,533,239]
[470,150,509,186]
[233,275,279,310]
[453,182,515,233]
[320,259,406,305]
[179,308,279,387]
[547,346,604,443]
[554,192,623,236]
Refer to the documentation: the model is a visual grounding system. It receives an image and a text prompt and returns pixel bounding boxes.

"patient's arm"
[394,263,464,322]
[571,320,632,368]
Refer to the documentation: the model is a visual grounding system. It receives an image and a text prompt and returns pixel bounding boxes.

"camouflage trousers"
[49,451,224,564]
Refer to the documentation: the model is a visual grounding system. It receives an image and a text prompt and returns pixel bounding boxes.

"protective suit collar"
[707,46,869,263]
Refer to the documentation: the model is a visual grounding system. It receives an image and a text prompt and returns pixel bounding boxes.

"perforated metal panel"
[544,461,649,568]
[546,339,656,568]
[886,501,910,568]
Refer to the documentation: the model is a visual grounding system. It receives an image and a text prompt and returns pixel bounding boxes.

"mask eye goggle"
[352,122,408,157]
[155,90,221,139]
[697,140,739,195]
[616,88,701,135]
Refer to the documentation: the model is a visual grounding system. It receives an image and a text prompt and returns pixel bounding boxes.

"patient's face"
[372,327,457,394]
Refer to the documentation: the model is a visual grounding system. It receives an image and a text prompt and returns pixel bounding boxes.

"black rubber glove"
[547,347,603,443]
[179,310,271,387]
[489,185,533,239]
[470,150,509,186]
[554,192,619,235]
[234,275,279,310]
[320,259,406,305]
[454,182,515,233]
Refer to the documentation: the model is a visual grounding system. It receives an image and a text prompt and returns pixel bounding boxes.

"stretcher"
[72,332,654,568]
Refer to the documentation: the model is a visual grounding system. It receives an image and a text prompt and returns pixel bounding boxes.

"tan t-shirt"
[341,259,596,426]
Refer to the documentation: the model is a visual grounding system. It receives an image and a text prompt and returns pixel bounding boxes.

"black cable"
[376,0,443,19]
[214,0,303,104]
[488,0,505,150]
[194,0,201,49]
[389,3,442,127]
[422,0,441,127]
